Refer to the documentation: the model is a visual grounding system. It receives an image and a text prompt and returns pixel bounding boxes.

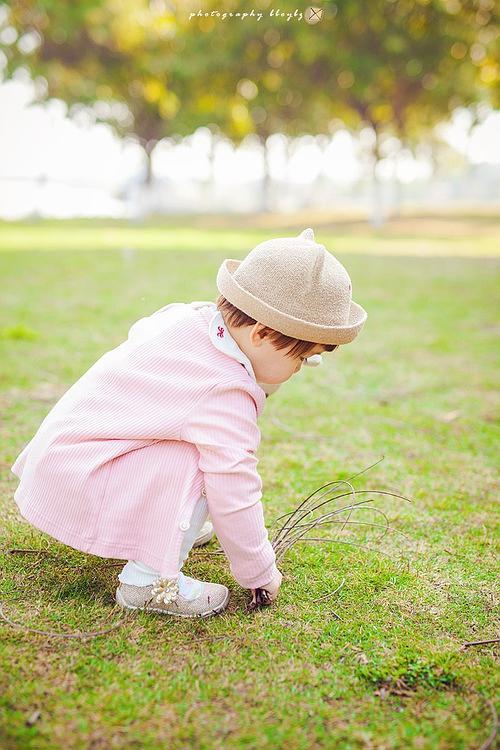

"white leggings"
[118,494,209,599]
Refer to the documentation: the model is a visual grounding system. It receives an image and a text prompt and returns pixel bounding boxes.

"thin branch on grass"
[312,581,344,620]
[270,455,387,527]
[311,577,346,603]
[271,479,357,549]
[1,548,49,555]
[243,458,412,609]
[270,480,355,543]
[0,598,250,645]
[273,505,411,549]
[271,492,411,562]
[271,489,412,552]
[463,638,500,648]
[0,601,133,640]
[279,517,409,546]
[0,548,142,639]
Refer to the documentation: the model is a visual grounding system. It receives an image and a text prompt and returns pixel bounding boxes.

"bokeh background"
[0,0,498,222]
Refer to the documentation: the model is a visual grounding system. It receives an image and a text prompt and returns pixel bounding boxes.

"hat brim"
[216,259,367,345]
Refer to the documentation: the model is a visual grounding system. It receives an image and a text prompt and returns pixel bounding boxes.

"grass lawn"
[0,214,498,749]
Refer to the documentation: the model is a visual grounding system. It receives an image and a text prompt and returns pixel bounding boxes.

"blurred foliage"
[0,0,498,169]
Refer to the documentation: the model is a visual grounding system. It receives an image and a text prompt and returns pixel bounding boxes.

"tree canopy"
[1,0,497,166]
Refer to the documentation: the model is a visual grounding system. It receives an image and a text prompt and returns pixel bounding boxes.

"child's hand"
[251,569,283,606]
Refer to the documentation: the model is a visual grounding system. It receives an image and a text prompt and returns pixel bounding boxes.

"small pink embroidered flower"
[217,326,225,338]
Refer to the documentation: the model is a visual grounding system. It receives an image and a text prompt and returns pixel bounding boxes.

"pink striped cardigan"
[10,302,279,589]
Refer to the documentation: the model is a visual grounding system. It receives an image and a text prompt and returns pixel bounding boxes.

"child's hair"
[216,295,339,359]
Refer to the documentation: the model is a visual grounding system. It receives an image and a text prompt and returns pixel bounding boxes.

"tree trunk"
[208,132,216,183]
[200,132,217,211]
[144,140,156,186]
[285,136,294,181]
[259,136,272,213]
[370,127,385,228]
[390,150,402,219]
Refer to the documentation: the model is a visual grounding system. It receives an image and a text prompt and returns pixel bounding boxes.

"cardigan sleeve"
[180,381,279,589]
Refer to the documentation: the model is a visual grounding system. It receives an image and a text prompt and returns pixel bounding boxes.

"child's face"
[246,324,327,385]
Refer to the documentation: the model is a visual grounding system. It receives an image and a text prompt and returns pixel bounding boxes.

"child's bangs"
[262,330,338,359]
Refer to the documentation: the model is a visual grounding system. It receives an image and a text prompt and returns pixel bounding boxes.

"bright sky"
[0,77,499,219]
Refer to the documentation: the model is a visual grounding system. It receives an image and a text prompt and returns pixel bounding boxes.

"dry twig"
[251,457,411,611]
[463,638,500,649]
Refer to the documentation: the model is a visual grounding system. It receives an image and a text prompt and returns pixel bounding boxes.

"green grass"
[0,215,498,749]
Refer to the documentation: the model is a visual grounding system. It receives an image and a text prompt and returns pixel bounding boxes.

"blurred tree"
[324,0,499,222]
[1,0,497,217]
[1,0,187,182]
[179,0,499,216]
[178,1,338,210]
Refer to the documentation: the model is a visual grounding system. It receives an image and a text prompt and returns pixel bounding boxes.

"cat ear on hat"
[299,228,315,241]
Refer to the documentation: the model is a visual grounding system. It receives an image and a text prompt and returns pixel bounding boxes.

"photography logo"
[305,6,323,24]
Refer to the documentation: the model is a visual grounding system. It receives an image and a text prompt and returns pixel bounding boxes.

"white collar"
[204,304,257,380]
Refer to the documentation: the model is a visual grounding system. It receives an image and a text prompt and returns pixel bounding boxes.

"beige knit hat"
[216,228,367,345]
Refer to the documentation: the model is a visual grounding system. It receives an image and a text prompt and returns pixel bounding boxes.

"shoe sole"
[115,586,229,618]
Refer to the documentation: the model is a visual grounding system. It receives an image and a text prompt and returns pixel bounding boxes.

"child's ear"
[249,323,268,346]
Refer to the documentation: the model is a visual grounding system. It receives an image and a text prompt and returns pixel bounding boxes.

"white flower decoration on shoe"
[151,577,179,605]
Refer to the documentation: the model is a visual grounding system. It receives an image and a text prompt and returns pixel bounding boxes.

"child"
[10,228,367,618]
